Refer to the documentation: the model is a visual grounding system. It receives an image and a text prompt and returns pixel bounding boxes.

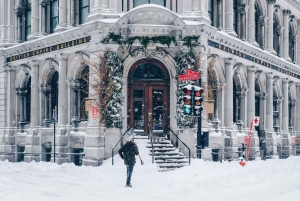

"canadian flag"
[252,117,260,126]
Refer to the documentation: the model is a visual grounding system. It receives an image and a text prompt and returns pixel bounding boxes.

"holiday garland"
[175,52,198,127]
[101,33,203,128]
[105,51,124,128]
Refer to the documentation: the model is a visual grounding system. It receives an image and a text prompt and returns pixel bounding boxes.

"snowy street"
[0,138,299,201]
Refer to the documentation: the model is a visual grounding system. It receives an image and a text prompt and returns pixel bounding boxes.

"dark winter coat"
[118,141,139,166]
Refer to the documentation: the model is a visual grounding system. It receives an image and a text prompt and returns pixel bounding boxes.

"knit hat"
[124,129,136,141]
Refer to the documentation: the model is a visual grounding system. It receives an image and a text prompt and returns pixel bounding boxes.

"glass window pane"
[150,0,165,6]
[51,1,58,17]
[152,90,164,130]
[80,8,89,24]
[134,0,148,7]
[134,90,144,130]
[132,63,166,80]
[26,11,31,26]
[81,0,89,7]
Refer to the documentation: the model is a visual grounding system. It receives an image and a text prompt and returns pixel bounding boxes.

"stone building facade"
[0,0,300,166]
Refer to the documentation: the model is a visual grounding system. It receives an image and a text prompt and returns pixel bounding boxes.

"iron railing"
[168,126,191,165]
[148,123,154,163]
[111,126,131,165]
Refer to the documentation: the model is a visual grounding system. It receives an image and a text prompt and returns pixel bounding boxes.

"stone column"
[5,66,17,129]
[247,66,256,127]
[87,0,103,21]
[266,73,274,131]
[55,0,68,32]
[24,62,40,163]
[182,0,193,20]
[58,54,68,126]
[16,88,26,131]
[30,61,40,127]
[195,0,210,24]
[225,0,237,37]
[278,26,284,58]
[177,0,183,15]
[297,20,300,65]
[282,78,289,132]
[42,84,51,127]
[267,0,276,53]
[108,0,117,12]
[224,58,236,128]
[247,0,255,44]
[283,9,291,60]
[295,83,300,131]
[166,0,171,10]
[28,0,40,40]
[239,4,247,41]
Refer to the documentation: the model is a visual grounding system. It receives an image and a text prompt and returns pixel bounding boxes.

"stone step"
[158,163,186,168]
[147,141,170,144]
[155,155,186,160]
[146,144,174,148]
[149,148,177,152]
[155,159,189,164]
[149,152,180,156]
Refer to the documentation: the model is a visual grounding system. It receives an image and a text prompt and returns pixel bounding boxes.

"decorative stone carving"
[132,47,167,59]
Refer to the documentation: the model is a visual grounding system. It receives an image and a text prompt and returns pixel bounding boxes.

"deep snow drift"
[0,138,299,201]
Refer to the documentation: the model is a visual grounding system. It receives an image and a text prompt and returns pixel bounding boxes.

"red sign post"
[92,107,99,118]
[178,70,200,81]
[246,117,260,161]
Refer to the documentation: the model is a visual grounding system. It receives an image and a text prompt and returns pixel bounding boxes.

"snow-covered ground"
[1,138,300,201]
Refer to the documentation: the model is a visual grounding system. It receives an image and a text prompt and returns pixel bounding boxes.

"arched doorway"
[128,59,170,134]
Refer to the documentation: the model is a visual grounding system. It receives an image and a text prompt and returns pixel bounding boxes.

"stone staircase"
[146,137,189,171]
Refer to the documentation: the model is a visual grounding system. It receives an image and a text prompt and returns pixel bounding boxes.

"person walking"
[119,130,139,187]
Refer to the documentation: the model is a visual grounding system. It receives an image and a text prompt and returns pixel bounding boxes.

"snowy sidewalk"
[0,138,300,201]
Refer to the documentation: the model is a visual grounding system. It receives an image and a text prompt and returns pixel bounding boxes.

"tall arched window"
[233,76,242,123]
[78,66,89,121]
[255,81,260,131]
[25,78,31,123]
[273,15,280,55]
[50,72,59,117]
[16,0,31,41]
[79,0,90,24]
[134,0,166,7]
[254,1,263,48]
[207,67,218,122]
[289,23,295,62]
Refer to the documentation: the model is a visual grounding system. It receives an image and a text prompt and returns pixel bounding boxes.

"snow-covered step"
[146,136,189,171]
[146,144,174,148]
[155,159,189,164]
[154,155,187,160]
[158,163,185,168]
[149,148,177,152]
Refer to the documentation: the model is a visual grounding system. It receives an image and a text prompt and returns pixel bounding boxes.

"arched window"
[25,78,31,123]
[289,23,295,62]
[50,72,59,117]
[273,15,280,55]
[78,66,89,121]
[254,1,263,48]
[255,81,260,131]
[207,67,218,122]
[16,0,31,41]
[134,0,166,7]
[288,91,293,129]
[132,62,167,80]
[233,76,242,123]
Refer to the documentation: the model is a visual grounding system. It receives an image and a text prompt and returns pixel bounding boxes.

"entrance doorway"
[128,60,170,134]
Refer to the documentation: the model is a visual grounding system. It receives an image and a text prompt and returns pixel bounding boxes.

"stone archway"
[127,58,170,135]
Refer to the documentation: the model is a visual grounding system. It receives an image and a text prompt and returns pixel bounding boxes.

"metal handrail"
[111,125,131,165]
[148,123,154,163]
[168,126,191,165]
